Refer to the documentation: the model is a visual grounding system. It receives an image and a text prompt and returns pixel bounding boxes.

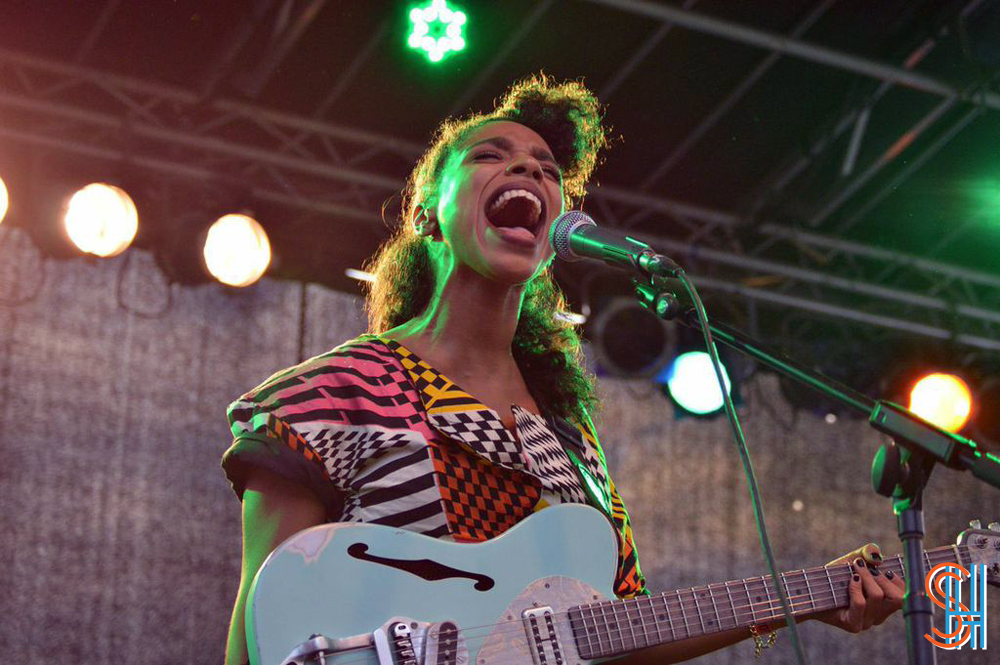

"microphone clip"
[632,275,693,322]
[634,248,683,279]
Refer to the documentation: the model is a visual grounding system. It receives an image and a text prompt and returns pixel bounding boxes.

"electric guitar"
[247,504,1000,665]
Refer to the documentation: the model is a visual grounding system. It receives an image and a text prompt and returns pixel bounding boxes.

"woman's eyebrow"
[466,136,559,167]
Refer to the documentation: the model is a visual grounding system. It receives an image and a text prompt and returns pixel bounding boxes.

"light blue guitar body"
[248,504,619,665]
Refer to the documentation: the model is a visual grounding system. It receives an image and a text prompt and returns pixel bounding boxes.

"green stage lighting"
[407,0,466,63]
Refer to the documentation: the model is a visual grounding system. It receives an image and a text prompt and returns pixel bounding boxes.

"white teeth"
[488,189,542,222]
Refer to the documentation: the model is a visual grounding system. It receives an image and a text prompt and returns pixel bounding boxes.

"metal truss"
[0,48,996,351]
[584,0,1000,111]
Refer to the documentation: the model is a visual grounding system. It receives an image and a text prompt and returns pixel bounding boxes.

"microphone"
[548,211,682,278]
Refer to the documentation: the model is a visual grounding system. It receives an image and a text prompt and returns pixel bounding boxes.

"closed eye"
[472,150,560,180]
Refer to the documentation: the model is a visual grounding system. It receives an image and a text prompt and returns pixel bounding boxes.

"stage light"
[202,213,271,287]
[407,0,466,63]
[908,372,972,432]
[591,297,674,377]
[63,183,138,257]
[660,350,732,416]
[0,175,8,224]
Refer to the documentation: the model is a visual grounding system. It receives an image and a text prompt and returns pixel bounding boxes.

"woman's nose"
[506,155,544,181]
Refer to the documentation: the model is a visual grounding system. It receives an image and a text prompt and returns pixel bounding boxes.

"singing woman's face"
[427,120,566,285]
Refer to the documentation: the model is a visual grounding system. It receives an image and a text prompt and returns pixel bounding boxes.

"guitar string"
[319,580,862,665]
[306,551,949,665]
[308,552,940,665]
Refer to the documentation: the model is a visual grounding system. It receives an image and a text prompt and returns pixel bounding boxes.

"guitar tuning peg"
[988,522,1000,532]
[970,520,982,529]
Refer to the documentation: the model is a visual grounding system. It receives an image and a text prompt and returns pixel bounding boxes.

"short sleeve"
[222,336,399,520]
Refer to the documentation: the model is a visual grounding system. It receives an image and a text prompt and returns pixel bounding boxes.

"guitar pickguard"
[478,576,608,665]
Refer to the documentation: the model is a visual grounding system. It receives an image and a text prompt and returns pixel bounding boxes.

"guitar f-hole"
[347,542,496,591]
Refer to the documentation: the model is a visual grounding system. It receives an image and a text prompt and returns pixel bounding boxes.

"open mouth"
[485,186,545,237]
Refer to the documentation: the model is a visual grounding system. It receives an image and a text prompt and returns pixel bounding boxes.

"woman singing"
[222,74,903,664]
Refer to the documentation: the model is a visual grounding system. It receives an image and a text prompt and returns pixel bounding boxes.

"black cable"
[677,271,809,665]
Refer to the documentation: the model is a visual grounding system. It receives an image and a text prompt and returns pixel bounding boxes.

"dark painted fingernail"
[869,566,880,577]
[885,570,894,580]
[853,575,861,582]
[855,558,864,568]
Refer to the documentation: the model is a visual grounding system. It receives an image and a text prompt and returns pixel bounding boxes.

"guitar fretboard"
[567,545,970,659]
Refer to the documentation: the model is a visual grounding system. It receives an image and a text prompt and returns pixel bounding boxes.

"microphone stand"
[633,276,1000,665]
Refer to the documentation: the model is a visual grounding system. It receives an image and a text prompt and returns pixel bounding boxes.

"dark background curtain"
[1,226,995,663]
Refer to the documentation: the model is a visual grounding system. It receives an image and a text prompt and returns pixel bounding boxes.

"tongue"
[492,226,536,243]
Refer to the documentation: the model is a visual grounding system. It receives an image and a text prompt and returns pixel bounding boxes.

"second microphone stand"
[632,274,1000,665]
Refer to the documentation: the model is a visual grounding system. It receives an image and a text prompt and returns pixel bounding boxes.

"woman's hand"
[812,543,905,632]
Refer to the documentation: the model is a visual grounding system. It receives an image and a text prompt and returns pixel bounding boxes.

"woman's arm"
[224,468,326,665]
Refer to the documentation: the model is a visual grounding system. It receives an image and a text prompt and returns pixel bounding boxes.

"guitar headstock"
[956,519,1000,587]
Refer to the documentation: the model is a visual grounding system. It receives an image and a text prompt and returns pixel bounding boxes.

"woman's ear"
[411,202,440,239]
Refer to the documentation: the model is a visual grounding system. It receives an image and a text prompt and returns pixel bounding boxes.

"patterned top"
[223,335,647,598]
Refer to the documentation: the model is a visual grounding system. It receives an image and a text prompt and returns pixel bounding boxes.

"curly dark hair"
[365,74,607,424]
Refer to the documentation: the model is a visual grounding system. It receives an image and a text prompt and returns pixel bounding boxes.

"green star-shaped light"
[407,0,466,63]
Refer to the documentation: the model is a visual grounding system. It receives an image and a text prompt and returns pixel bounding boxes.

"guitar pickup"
[523,606,564,665]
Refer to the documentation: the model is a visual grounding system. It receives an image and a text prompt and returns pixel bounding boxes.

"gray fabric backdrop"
[1,226,996,664]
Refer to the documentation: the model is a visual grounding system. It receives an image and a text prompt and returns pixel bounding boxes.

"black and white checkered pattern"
[513,406,588,504]
[298,423,418,483]
[428,410,527,470]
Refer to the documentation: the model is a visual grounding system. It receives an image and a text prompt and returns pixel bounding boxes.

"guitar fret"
[620,598,639,651]
[824,566,837,612]
[594,603,614,655]
[661,593,677,644]
[586,604,603,657]
[692,587,707,636]
[569,606,593,659]
[676,589,690,639]
[646,596,663,644]
[802,569,815,612]
[724,580,737,631]
[600,602,618,655]
[779,572,788,620]
[743,578,757,625]
[635,597,652,648]
[762,576,773,623]
[706,583,721,633]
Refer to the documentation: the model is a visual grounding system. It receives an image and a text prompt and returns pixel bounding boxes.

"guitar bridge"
[374,621,418,665]
[522,606,564,665]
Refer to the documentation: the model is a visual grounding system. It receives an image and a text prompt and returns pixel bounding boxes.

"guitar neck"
[569,544,970,660]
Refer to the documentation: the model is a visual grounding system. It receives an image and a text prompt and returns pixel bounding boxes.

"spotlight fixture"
[590,297,675,377]
[63,182,138,257]
[202,213,271,287]
[658,350,733,417]
[0,175,8,224]
[908,372,973,432]
[407,0,467,63]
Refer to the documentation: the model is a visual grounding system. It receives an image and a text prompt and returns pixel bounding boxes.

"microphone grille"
[549,210,596,261]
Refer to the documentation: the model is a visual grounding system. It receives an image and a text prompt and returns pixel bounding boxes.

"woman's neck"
[386,263,525,379]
